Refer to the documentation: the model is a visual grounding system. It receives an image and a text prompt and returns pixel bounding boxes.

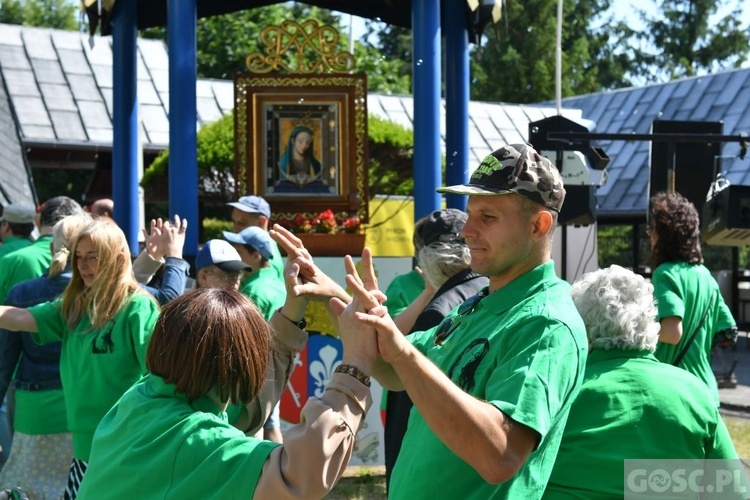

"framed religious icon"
[234,73,369,222]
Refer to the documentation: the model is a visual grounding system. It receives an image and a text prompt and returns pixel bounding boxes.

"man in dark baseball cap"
[335,143,587,498]
[438,143,566,212]
[420,208,467,247]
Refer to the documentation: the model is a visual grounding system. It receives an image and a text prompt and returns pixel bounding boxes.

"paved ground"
[715,330,750,414]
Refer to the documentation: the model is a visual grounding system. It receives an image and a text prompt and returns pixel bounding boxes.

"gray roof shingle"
[556,68,750,218]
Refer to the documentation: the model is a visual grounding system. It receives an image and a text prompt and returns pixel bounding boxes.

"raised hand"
[269,224,312,263]
[270,224,349,303]
[327,251,383,374]
[161,215,188,258]
[329,249,407,367]
[142,218,165,260]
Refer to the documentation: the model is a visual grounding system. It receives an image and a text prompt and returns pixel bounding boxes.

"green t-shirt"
[13,388,68,434]
[240,267,287,321]
[544,348,738,499]
[652,262,736,407]
[0,235,53,303]
[389,261,587,499]
[29,293,159,460]
[78,374,279,499]
[383,269,425,318]
[0,236,33,259]
[270,240,284,279]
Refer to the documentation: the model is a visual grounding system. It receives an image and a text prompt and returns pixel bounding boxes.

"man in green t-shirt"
[223,227,287,322]
[0,196,84,304]
[648,192,737,407]
[545,265,740,498]
[0,203,36,259]
[226,195,284,279]
[333,144,588,498]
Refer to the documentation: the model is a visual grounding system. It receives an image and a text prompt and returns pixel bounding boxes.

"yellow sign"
[365,196,416,257]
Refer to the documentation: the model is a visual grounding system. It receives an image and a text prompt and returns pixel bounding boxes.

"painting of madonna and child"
[265,105,340,195]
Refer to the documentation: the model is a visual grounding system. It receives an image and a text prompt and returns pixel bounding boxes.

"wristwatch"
[277,308,307,330]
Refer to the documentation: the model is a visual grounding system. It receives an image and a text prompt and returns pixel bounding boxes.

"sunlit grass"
[724,415,750,458]
[326,466,386,499]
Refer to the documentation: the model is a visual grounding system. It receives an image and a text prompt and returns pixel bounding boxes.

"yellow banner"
[364,196,416,257]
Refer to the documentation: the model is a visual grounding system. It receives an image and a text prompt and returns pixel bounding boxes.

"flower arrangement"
[280,209,363,235]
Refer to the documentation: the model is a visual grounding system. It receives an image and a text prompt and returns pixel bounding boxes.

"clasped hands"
[269,224,406,376]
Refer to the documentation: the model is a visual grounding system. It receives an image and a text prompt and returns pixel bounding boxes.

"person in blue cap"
[223,226,287,444]
[226,195,284,279]
[195,240,250,291]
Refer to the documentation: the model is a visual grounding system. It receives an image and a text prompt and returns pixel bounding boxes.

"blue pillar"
[444,0,470,212]
[412,0,442,220]
[168,0,198,256]
[112,0,139,255]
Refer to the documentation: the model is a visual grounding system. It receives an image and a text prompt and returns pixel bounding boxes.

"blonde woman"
[0,214,90,499]
[0,220,160,499]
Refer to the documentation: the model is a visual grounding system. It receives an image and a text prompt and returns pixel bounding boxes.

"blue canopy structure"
[97,0,493,256]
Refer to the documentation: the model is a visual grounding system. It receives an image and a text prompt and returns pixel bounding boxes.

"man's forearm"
[389,343,535,484]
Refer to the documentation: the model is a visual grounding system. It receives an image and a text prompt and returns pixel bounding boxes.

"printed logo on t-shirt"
[446,338,489,393]
[91,323,115,354]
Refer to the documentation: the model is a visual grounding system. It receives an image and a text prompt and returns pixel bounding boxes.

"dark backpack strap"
[673,292,715,367]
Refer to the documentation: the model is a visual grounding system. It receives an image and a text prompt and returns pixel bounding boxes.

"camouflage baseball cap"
[437,144,566,212]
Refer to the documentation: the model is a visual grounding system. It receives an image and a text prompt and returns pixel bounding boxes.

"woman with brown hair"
[648,191,736,407]
[0,219,161,499]
[76,226,376,499]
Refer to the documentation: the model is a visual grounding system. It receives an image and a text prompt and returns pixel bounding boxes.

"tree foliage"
[470,0,627,103]
[633,0,750,82]
[354,23,412,94]
[142,4,347,80]
[0,0,78,30]
[368,115,414,195]
[142,112,235,200]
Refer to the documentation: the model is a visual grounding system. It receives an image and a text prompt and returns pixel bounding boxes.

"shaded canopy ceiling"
[133,0,431,31]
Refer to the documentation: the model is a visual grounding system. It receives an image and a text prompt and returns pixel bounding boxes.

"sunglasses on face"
[433,290,486,346]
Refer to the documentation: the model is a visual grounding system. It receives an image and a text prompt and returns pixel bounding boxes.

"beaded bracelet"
[334,364,371,387]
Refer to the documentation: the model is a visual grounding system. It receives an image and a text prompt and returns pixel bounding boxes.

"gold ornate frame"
[234,73,368,222]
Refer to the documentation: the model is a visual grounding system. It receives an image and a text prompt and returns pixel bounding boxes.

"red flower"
[282,210,363,235]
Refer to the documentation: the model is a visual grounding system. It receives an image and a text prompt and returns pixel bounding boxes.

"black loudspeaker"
[649,120,722,217]
[529,116,607,226]
[702,185,750,247]
[559,185,596,226]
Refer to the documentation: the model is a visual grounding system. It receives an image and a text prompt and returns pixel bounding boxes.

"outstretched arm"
[0,306,37,333]
[133,218,167,284]
[240,226,363,433]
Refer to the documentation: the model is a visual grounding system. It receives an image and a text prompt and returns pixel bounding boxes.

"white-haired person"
[544,265,740,498]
